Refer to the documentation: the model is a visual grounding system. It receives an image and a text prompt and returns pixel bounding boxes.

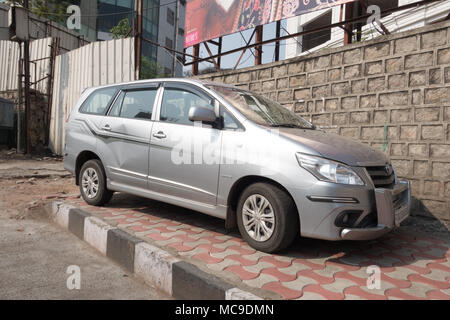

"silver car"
[64,78,411,253]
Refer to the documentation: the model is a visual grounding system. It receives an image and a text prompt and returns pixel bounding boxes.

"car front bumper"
[340,180,411,240]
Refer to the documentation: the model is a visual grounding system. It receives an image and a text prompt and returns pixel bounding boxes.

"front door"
[148,83,222,206]
[98,85,159,189]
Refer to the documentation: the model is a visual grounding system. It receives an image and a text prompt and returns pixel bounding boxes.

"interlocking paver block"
[344,286,387,300]
[167,242,195,252]
[260,256,292,268]
[296,291,326,300]
[261,268,296,282]
[225,254,259,266]
[277,263,310,275]
[302,284,345,300]
[321,278,357,294]
[225,265,259,280]
[175,245,207,257]
[297,269,334,285]
[324,259,361,272]
[426,289,450,300]
[292,258,326,270]
[206,259,240,272]
[243,273,280,289]
[386,282,434,299]
[262,282,302,300]
[282,275,317,292]
[210,249,241,260]
[193,252,224,264]
[407,274,450,290]
[384,266,418,281]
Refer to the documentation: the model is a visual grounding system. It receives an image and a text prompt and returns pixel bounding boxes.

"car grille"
[365,165,396,189]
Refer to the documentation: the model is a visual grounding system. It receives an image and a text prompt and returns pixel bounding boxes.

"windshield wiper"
[268,124,315,129]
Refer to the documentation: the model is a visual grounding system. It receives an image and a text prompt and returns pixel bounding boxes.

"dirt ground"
[0,154,448,240]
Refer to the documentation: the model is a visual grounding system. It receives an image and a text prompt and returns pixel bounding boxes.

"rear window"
[80,87,117,115]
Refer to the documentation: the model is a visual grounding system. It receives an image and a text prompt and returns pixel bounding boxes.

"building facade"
[285,0,450,59]
[76,0,185,77]
[0,0,185,77]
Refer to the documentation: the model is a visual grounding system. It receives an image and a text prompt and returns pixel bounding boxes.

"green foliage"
[140,56,165,79]
[7,0,70,24]
[110,18,132,40]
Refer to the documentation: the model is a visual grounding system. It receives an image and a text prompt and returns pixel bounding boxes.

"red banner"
[184,0,355,48]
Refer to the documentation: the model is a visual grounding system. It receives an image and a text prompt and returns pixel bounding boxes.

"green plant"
[140,56,164,79]
[110,18,132,39]
[7,0,70,24]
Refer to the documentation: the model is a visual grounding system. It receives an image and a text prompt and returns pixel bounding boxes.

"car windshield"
[209,85,315,129]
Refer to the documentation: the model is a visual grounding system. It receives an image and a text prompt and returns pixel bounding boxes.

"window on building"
[178,27,184,36]
[301,11,332,52]
[167,8,175,25]
[165,37,173,49]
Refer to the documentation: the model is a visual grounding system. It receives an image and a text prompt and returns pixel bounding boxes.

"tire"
[79,159,113,206]
[236,182,299,253]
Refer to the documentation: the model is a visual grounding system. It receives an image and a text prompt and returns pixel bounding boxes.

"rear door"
[148,82,222,205]
[98,83,160,189]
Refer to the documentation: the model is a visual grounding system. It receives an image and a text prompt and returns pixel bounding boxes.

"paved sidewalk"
[64,193,449,300]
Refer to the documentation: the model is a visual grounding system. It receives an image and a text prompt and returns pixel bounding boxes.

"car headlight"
[296,153,364,185]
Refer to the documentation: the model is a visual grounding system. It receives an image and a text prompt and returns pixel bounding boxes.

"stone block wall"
[196,21,450,222]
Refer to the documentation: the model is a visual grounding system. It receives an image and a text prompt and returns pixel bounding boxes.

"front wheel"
[79,159,113,206]
[236,183,299,253]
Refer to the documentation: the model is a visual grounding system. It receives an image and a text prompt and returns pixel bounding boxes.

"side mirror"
[189,106,217,123]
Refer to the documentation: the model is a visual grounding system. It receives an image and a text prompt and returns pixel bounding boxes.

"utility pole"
[254,25,262,66]
[17,45,22,153]
[192,43,199,75]
[172,0,179,77]
[135,0,143,79]
[343,2,354,45]
[275,21,281,62]
[23,0,31,154]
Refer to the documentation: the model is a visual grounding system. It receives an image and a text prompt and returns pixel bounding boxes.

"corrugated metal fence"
[0,37,52,93]
[49,37,136,155]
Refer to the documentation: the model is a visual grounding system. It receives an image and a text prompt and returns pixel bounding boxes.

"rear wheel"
[236,182,299,253]
[79,159,113,206]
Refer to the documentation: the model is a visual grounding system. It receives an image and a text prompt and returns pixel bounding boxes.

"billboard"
[184,0,355,48]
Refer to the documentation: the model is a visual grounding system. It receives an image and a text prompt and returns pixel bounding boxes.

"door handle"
[153,131,167,139]
[102,125,111,131]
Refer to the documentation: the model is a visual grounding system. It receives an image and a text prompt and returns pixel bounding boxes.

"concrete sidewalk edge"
[45,201,263,300]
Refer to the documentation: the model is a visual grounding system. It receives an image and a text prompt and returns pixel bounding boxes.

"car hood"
[277,128,389,167]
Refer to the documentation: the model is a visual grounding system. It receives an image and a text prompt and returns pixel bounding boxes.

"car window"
[119,89,157,120]
[108,91,125,117]
[221,108,240,130]
[160,88,214,126]
[80,87,117,115]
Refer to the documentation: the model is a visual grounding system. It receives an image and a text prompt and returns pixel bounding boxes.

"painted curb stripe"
[84,216,116,255]
[106,228,143,273]
[134,242,180,296]
[47,202,262,300]
[172,261,233,300]
[68,208,91,240]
